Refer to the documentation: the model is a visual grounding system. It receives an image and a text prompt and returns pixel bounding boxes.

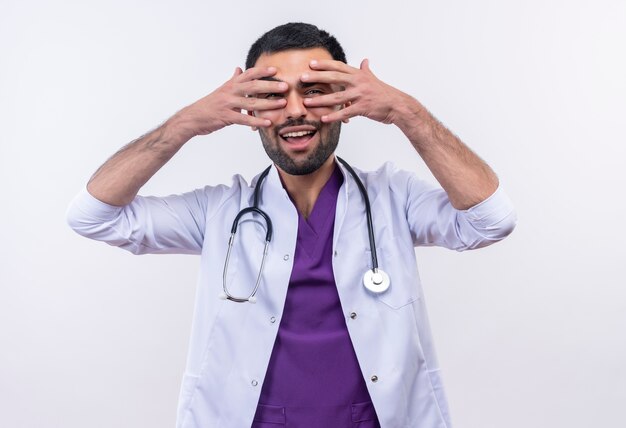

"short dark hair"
[245,23,347,69]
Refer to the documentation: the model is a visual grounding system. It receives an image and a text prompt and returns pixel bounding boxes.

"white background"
[1,0,625,427]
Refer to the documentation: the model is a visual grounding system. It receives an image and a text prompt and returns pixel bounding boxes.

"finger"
[321,105,358,123]
[227,111,272,128]
[360,58,370,71]
[300,70,353,85]
[237,96,287,111]
[236,79,288,97]
[235,66,278,83]
[232,67,243,78]
[303,90,353,108]
[308,59,358,73]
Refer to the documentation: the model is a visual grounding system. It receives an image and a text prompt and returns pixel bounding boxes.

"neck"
[277,157,336,219]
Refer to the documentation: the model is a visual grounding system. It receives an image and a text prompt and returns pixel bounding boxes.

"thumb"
[360,58,370,71]
[232,67,243,78]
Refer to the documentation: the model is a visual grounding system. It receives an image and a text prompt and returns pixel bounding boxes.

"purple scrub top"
[253,165,381,428]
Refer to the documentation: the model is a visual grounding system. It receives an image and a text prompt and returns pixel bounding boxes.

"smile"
[281,130,315,138]
[278,126,318,148]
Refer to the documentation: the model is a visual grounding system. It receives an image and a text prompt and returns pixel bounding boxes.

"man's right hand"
[85,67,287,206]
[169,66,288,140]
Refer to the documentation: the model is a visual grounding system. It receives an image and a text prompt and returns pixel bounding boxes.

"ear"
[341,100,351,124]
[248,110,258,131]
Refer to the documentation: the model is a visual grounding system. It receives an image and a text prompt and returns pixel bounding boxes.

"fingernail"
[278,82,288,89]
[310,60,318,66]
[301,73,309,80]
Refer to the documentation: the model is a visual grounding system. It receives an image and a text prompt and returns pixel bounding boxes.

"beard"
[258,118,341,176]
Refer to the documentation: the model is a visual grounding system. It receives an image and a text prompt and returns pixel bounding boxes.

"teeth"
[281,130,314,138]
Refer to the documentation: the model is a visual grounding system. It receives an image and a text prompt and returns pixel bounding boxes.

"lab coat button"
[270,316,276,324]
[334,250,338,257]
[350,312,357,319]
[371,375,378,383]
[283,254,290,261]
[251,380,258,386]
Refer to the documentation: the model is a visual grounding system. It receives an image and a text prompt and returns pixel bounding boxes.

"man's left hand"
[301,58,413,125]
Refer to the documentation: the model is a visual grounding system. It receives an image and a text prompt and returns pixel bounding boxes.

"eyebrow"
[259,76,322,89]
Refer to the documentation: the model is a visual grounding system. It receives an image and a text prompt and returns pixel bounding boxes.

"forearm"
[393,96,499,210]
[84,66,289,207]
[87,116,189,206]
[300,59,500,209]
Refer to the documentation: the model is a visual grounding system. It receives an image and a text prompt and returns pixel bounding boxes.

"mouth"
[278,127,318,149]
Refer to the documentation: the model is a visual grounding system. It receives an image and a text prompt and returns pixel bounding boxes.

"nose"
[284,91,307,119]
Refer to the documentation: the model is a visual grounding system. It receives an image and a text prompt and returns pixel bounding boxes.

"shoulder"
[347,161,435,196]
[142,172,257,221]
[194,172,255,200]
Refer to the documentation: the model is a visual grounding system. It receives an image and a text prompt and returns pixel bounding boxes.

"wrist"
[391,94,427,136]
[162,112,196,148]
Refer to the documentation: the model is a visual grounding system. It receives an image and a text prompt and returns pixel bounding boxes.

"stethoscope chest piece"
[363,269,390,294]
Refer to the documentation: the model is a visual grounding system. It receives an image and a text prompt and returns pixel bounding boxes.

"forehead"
[254,48,333,77]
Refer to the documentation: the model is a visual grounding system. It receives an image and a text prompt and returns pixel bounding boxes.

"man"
[67,23,516,428]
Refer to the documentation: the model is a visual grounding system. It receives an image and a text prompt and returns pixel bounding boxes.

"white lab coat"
[67,160,517,428]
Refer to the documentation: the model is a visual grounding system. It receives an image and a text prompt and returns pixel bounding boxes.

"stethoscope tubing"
[221,158,389,303]
[336,157,380,272]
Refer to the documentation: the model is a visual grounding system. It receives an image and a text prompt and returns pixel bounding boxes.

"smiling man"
[67,23,516,428]
[254,49,342,177]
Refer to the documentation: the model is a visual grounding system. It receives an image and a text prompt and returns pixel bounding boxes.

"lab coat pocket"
[367,236,421,310]
[252,404,286,427]
[351,401,380,427]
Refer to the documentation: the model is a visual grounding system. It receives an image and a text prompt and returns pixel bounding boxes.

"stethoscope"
[220,157,390,303]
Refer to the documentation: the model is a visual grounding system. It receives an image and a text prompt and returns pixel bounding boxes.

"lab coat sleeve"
[402,171,517,250]
[66,186,223,255]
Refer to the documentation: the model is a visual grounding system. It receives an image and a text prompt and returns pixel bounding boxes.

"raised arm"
[301,59,498,210]
[87,66,289,206]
